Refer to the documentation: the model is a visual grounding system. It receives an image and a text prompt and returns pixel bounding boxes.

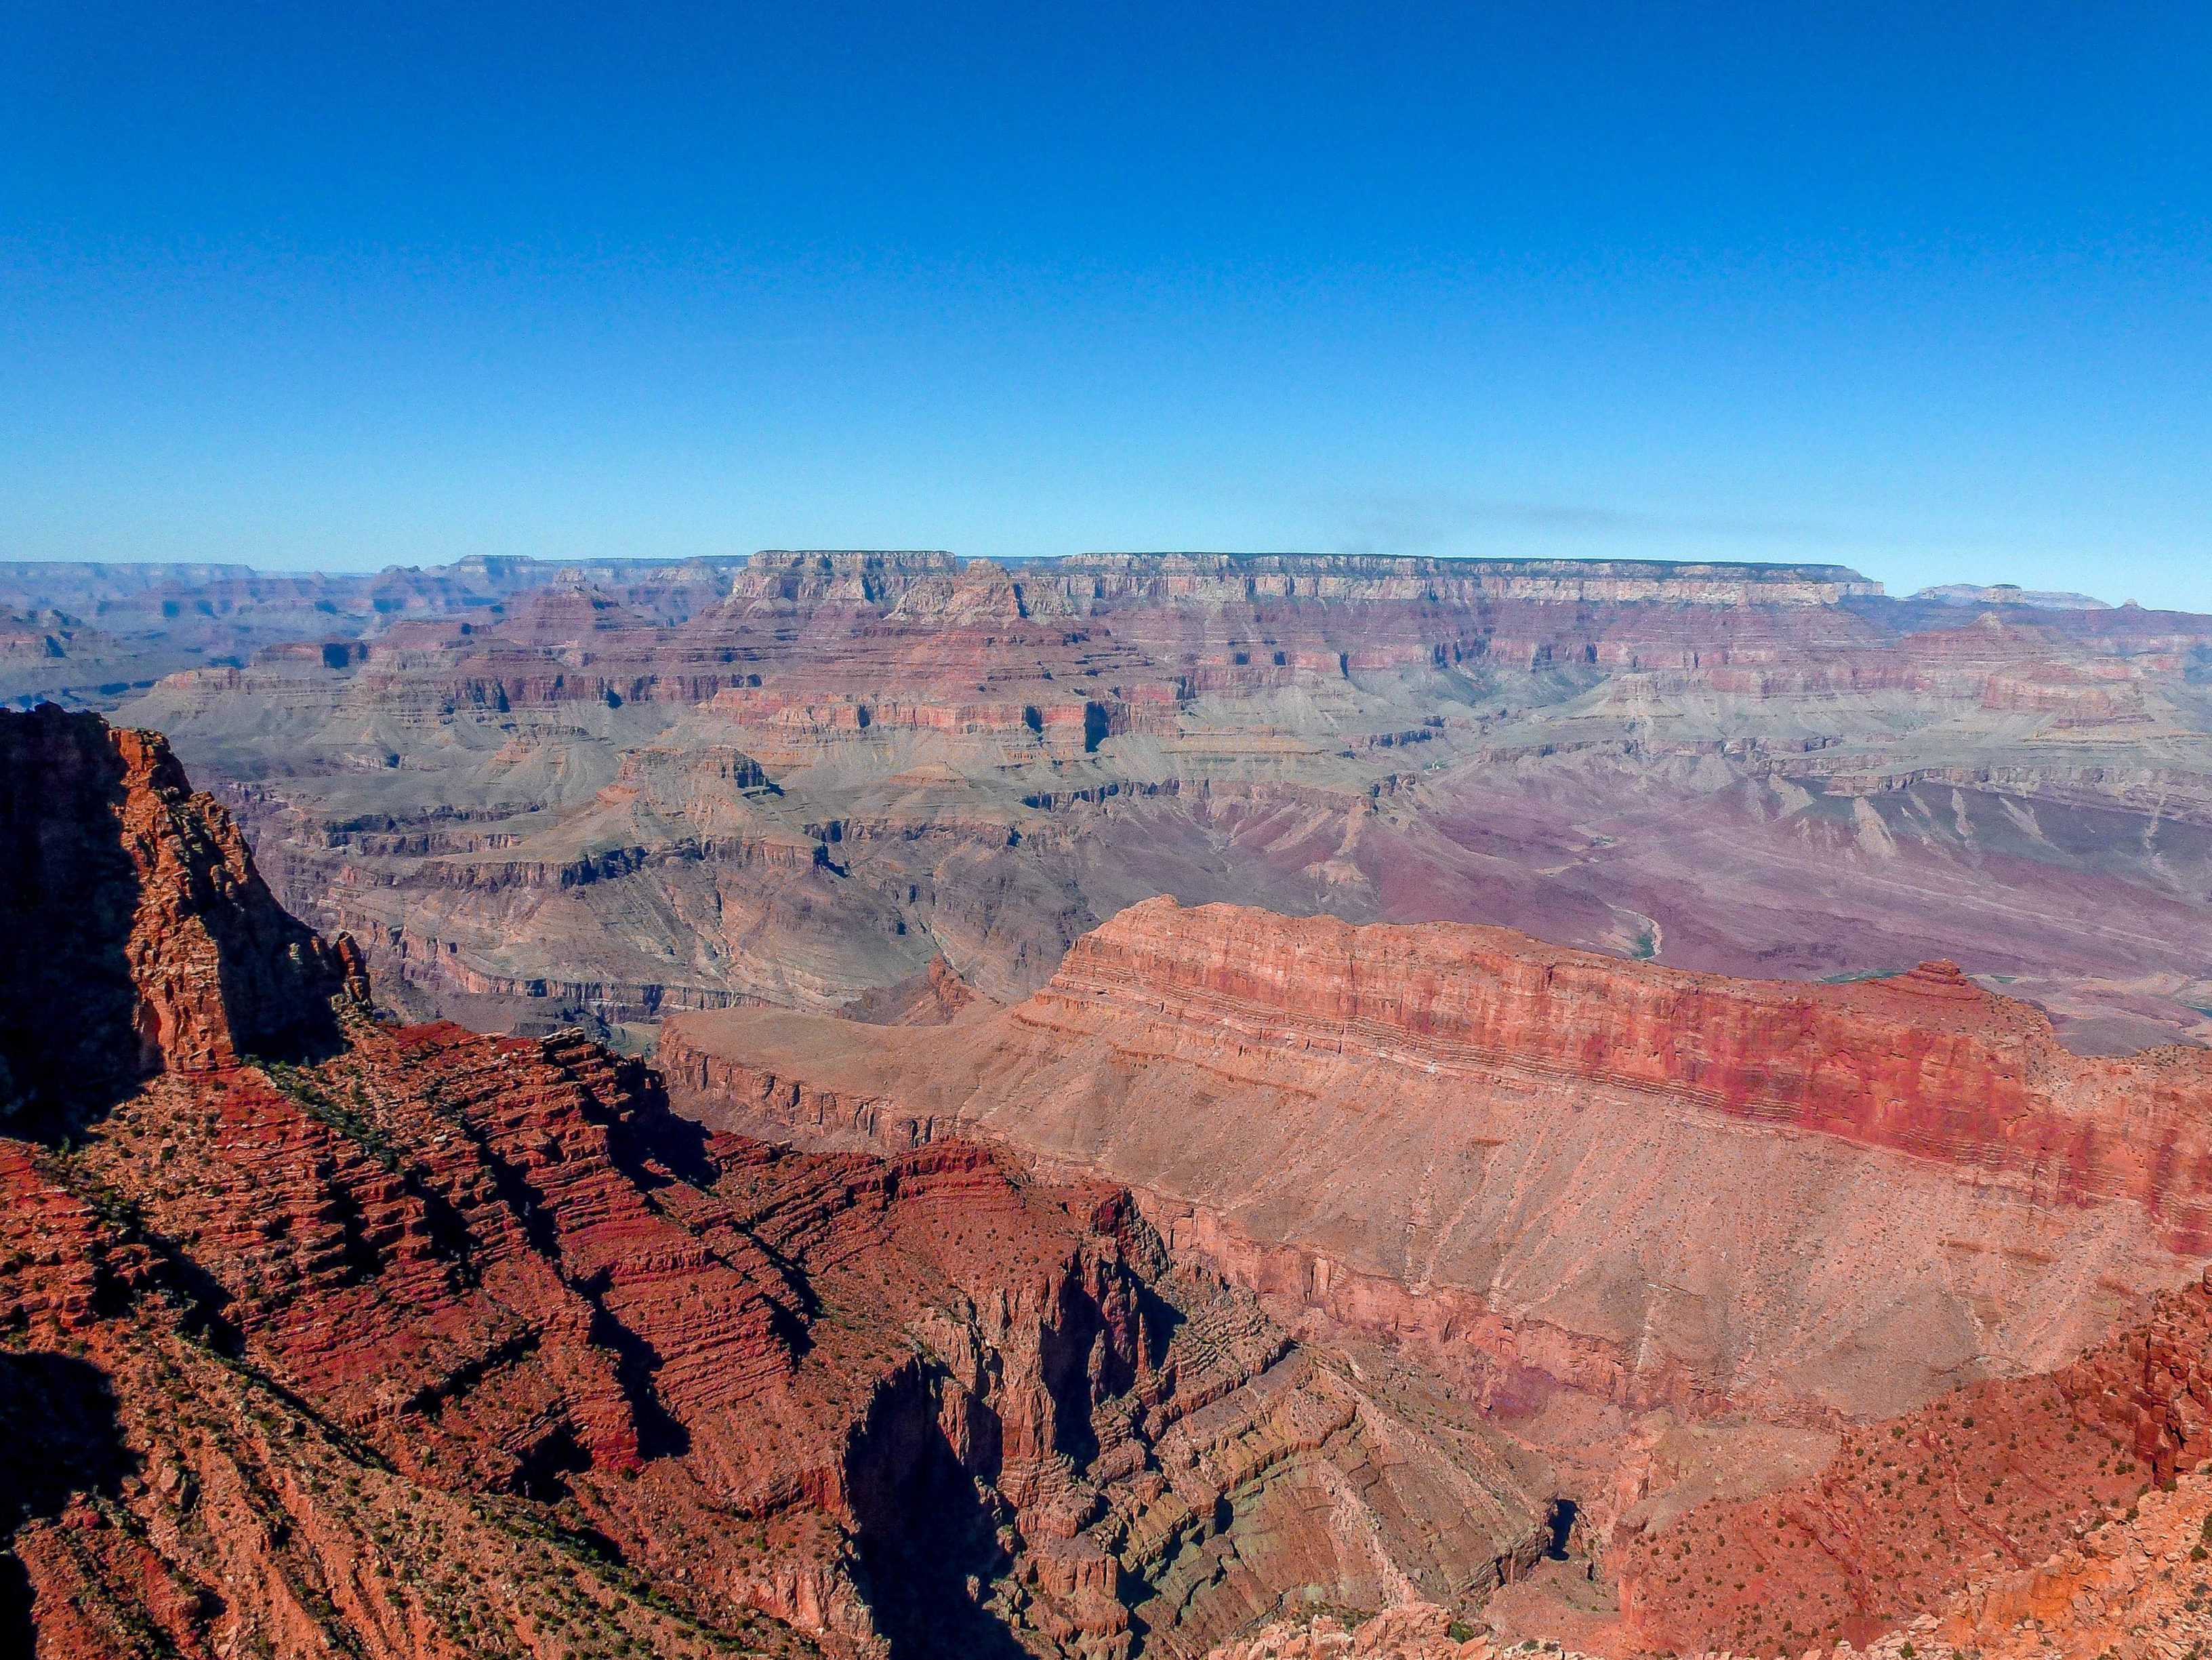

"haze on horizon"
[3,1,2208,607]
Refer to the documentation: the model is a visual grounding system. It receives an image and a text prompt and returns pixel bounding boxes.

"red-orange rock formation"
[1,716,1547,1659]
[1615,1271,2212,1655]
[662,899,2212,1435]
[1200,1602,1490,1659]
[1028,902,2212,1248]
[836,956,985,1026]
[0,704,366,1117]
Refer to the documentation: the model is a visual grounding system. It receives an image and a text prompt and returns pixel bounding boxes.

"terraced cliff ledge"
[0,713,1549,1660]
[663,898,2212,1433]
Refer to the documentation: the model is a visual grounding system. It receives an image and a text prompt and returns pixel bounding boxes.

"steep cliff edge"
[0,703,366,1116]
[0,717,1547,1659]
[662,899,2212,1428]
[1024,899,2212,1246]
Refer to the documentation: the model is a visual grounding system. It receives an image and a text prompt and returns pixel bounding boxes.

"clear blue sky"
[3,3,2208,605]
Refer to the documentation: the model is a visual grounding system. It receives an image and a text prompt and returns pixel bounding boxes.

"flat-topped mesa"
[725,548,962,608]
[0,704,366,1114]
[1030,898,2212,1246]
[1008,553,1884,607]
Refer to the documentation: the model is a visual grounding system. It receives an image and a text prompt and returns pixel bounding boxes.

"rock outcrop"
[662,899,2211,1434]
[1024,901,2212,1248]
[0,704,365,1116]
[0,716,1548,1659]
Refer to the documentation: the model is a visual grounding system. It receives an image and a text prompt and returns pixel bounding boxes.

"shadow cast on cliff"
[847,1362,1030,1660]
[1,705,350,1143]
[0,707,148,1135]
[0,1351,137,1649]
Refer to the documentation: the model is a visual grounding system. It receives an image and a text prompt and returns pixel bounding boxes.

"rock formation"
[25,546,2189,1051]
[0,715,1551,1659]
[661,898,2212,1435]
[1616,1270,2212,1655]
[0,704,366,1118]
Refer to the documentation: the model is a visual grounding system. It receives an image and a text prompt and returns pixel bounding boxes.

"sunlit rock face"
[50,550,2208,1056]
[0,712,1547,1660]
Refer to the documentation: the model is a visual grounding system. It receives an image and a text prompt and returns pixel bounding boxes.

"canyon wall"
[1025,900,2212,1244]
[0,704,366,1115]
[0,714,1551,1660]
[86,548,2211,1051]
[662,899,2212,1425]
[1614,1269,2212,1655]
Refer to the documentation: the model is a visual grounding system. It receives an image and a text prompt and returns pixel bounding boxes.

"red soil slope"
[1617,1272,2212,1655]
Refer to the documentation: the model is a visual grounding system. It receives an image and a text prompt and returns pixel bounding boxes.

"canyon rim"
[5,550,2212,1659]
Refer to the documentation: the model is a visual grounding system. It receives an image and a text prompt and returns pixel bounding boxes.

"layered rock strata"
[1023,901,2212,1249]
[662,899,2212,1432]
[117,553,2212,1045]
[7,1022,1552,1658]
[0,704,366,1115]
[96,550,2212,1047]
[1,715,1549,1659]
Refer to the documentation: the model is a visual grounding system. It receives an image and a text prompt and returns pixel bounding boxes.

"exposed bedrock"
[0,703,366,1116]
[1614,1270,2212,1656]
[661,898,2212,1432]
[98,549,2212,1049]
[1,713,1547,1659]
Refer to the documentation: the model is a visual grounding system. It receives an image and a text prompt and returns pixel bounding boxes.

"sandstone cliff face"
[1030,900,2212,1247]
[661,899,2209,1433]
[0,704,365,1116]
[0,716,1547,1660]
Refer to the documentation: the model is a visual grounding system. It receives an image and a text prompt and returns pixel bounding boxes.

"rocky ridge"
[0,702,366,1116]
[0,711,1552,1659]
[81,548,2212,1049]
[663,898,2211,1434]
[1022,900,2212,1248]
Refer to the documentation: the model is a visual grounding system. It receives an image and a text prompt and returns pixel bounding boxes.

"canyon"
[7,546,2212,1660]
[1,708,1566,1659]
[12,549,2192,1055]
[661,895,2212,1655]
[662,897,2212,1421]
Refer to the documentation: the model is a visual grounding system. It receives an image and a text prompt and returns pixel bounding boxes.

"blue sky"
[3,2,2209,605]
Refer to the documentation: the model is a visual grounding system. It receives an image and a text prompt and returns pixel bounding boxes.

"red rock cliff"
[1033,898,2212,1248]
[0,716,1542,1660]
[0,704,366,1116]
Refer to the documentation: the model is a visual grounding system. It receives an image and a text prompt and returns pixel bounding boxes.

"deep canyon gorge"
[7,552,2212,1660]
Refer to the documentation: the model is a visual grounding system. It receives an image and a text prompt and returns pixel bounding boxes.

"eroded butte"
[18,549,2196,1053]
